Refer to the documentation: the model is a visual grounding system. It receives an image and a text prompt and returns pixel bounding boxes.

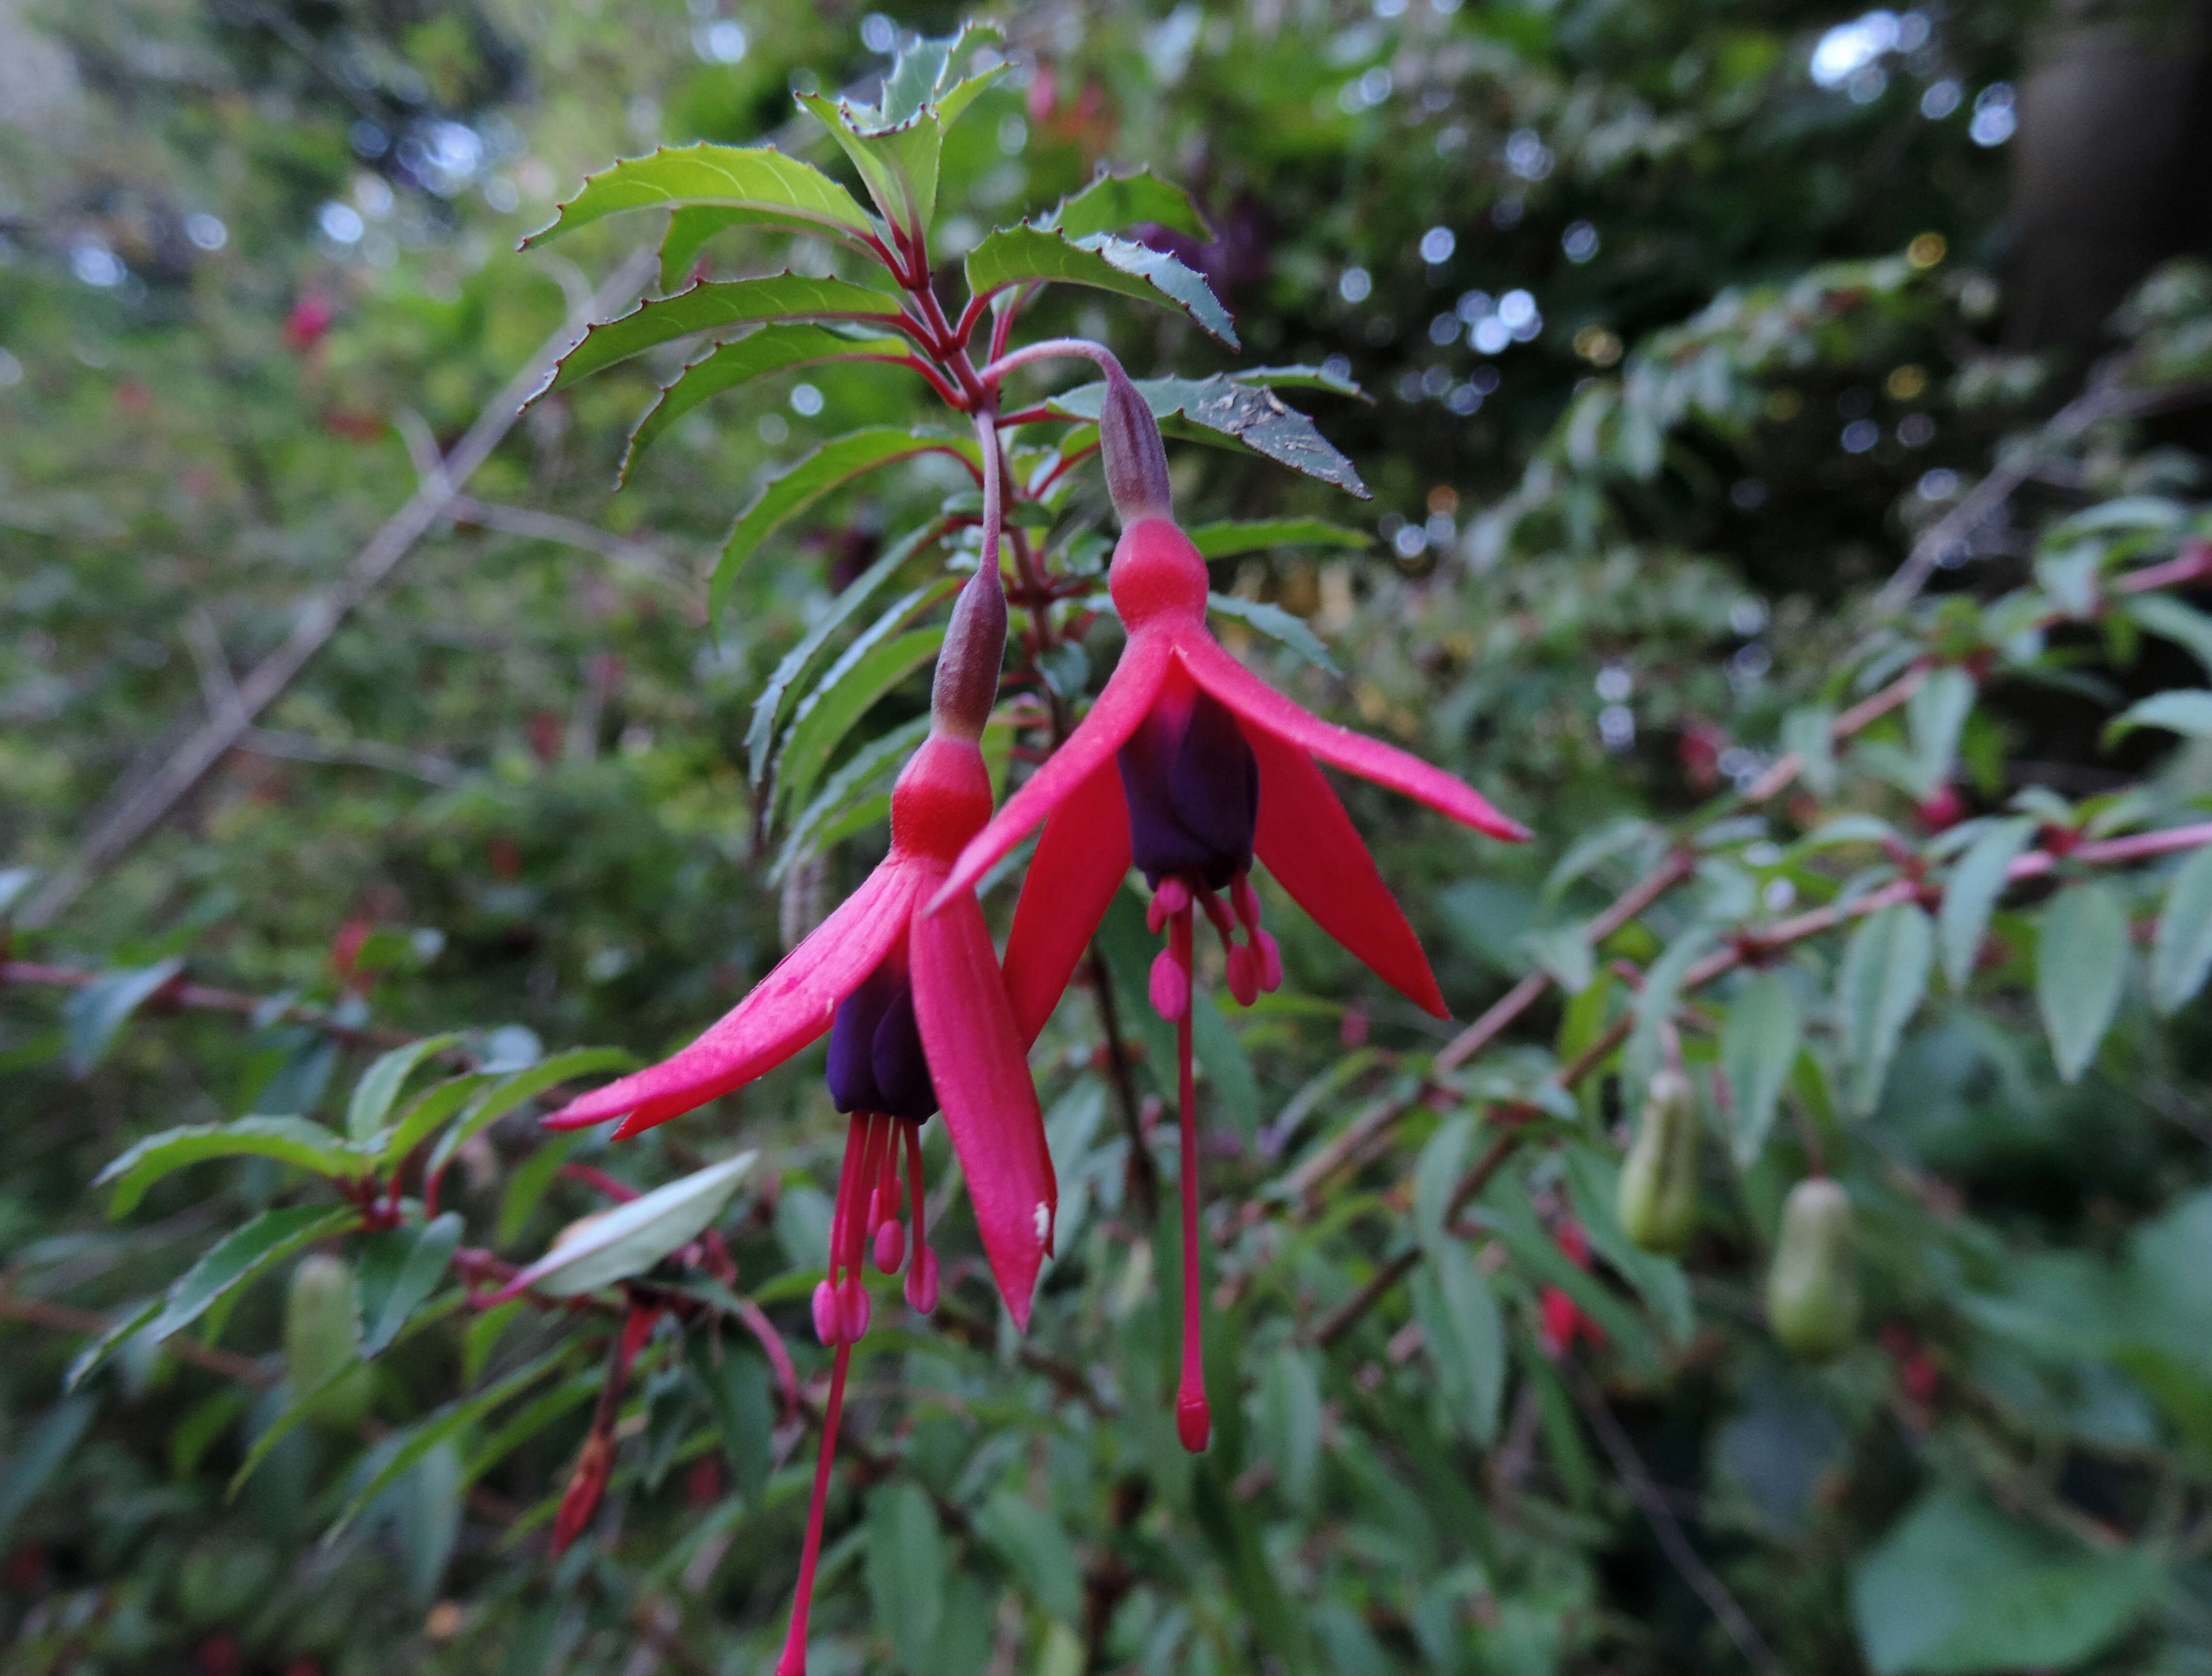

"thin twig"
[0,1291,275,1387]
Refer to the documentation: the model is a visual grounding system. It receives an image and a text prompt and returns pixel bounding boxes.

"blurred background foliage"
[5,0,2212,1674]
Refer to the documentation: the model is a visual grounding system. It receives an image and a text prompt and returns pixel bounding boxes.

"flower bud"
[928,568,1007,741]
[1099,363,1173,525]
[285,1254,374,1430]
[1617,1067,1701,1254]
[1766,1177,1860,1361]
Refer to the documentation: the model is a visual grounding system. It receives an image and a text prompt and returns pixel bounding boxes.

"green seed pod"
[1618,1067,1701,1254]
[285,1253,374,1430]
[1765,1177,1861,1361]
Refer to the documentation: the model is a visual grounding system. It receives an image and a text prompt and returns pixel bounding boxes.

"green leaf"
[2152,842,2212,1013]
[622,325,913,477]
[978,1491,1084,1624]
[874,21,1002,127]
[799,94,945,240]
[1185,518,1371,559]
[501,1152,756,1297]
[1413,1112,1475,1255]
[541,275,906,396]
[424,1047,639,1183]
[2036,880,2128,1082]
[1624,925,1717,1102]
[1255,1345,1322,1510]
[965,224,1238,347]
[2120,592,2212,679]
[1722,972,1801,1167]
[865,1483,946,1670]
[745,524,940,786]
[1850,1488,2161,1675]
[96,1117,364,1217]
[1046,374,1368,498]
[1561,1146,1694,1346]
[774,604,951,817]
[357,1214,464,1357]
[1904,665,1975,799]
[521,143,879,248]
[62,958,181,1076]
[0,1396,97,1543]
[1230,363,1369,399]
[1190,990,1261,1136]
[327,1349,572,1535]
[147,1204,358,1347]
[1414,1240,1506,1445]
[1837,903,1933,1115]
[716,429,974,619]
[377,1073,492,1170]
[346,1034,464,1144]
[686,1335,772,1503]
[1041,166,1211,242]
[63,1300,161,1392]
[0,866,36,915]
[1206,592,1340,673]
[1938,818,2035,989]
[2104,687,2212,745]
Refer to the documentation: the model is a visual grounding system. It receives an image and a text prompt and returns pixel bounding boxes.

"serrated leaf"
[1185,518,1371,559]
[2104,688,2212,745]
[1722,972,1800,1167]
[1205,592,1339,673]
[774,627,946,818]
[97,1117,364,1218]
[1232,363,1369,399]
[865,1483,946,1666]
[1041,166,1211,242]
[622,325,913,476]
[1047,375,1368,497]
[521,143,878,249]
[378,1073,492,1170]
[2151,842,2212,1013]
[1938,817,2035,988]
[716,428,975,619]
[347,1034,464,1144]
[1838,903,1933,1115]
[872,19,1002,127]
[62,958,181,1077]
[966,224,1238,347]
[423,1047,640,1184]
[799,92,945,238]
[1414,1240,1505,1445]
[2036,881,2128,1081]
[357,1214,464,1357]
[146,1204,358,1348]
[498,1152,756,1299]
[63,1300,160,1392]
[540,275,906,396]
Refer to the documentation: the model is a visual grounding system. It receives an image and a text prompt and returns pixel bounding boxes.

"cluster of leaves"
[4,3,2212,1676]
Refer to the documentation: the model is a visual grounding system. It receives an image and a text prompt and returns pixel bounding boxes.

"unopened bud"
[1099,364,1173,525]
[1618,1067,1701,1255]
[928,568,1006,740]
[1766,1176,1860,1361]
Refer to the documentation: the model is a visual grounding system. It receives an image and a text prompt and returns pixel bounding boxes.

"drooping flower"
[930,367,1526,1451]
[545,571,1052,1676]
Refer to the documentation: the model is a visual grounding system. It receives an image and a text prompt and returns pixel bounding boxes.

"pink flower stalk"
[544,572,1052,1676]
[932,365,1526,1452]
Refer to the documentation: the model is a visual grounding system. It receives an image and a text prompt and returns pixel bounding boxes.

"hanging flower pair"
[545,368,1522,1670]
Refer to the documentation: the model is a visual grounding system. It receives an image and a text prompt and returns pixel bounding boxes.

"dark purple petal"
[869,983,937,1122]
[826,957,939,1121]
[1118,687,1258,888]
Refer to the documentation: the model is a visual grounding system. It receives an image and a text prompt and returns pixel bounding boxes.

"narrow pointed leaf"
[772,716,933,886]
[495,1152,756,1299]
[1047,375,1368,497]
[1939,817,2035,989]
[2122,593,2212,680]
[2152,843,2212,1013]
[874,21,1002,126]
[799,92,943,237]
[774,626,947,818]
[521,143,878,248]
[1185,518,1371,560]
[1041,166,1211,242]
[423,1047,640,1184]
[1722,972,1800,1167]
[966,224,1238,347]
[1413,1241,1506,1443]
[1205,592,1340,673]
[2036,881,2128,1081]
[865,1484,947,1659]
[1838,903,1934,1115]
[0,1397,98,1542]
[62,958,182,1077]
[1905,666,1975,799]
[540,275,906,396]
[358,1214,465,1356]
[378,1074,492,1170]
[146,1204,359,1347]
[2104,688,2212,745]
[347,1034,464,1144]
[97,1117,364,1217]
[716,428,975,619]
[1413,1113,1475,1253]
[622,325,913,476]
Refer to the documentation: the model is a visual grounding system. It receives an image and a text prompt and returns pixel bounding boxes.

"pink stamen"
[775,1341,851,1676]
[810,1280,840,1347]
[1149,944,1191,1020]
[1171,907,1210,1454]
[1225,943,1259,1007]
[904,1122,938,1313]
[874,1219,906,1274]
[1256,928,1283,992]
[1148,876,1192,932]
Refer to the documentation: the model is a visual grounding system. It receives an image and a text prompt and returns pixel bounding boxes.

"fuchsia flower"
[931,368,1526,1451]
[546,575,1052,1676]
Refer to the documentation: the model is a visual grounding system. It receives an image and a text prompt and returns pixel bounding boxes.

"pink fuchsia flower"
[930,366,1526,1452]
[545,572,1052,1676]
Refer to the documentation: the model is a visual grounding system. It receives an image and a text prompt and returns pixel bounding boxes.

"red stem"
[1172,908,1209,1453]
[776,1342,852,1676]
